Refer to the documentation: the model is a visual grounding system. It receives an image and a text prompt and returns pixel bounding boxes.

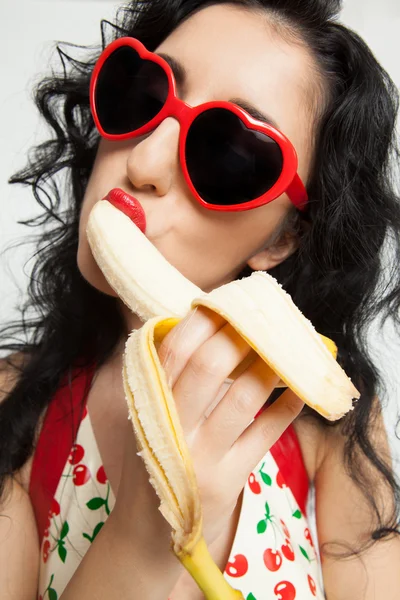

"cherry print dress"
[30,366,326,600]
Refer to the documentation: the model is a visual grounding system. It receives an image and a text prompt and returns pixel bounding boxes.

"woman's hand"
[111,305,304,575]
[155,305,304,545]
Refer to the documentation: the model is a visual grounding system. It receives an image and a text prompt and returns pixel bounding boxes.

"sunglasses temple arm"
[286,174,308,211]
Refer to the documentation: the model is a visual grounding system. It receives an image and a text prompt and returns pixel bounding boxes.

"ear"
[246,229,299,271]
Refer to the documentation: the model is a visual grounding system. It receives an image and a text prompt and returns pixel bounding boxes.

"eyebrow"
[156,52,280,130]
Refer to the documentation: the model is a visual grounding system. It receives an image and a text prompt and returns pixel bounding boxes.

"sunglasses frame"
[90,36,308,212]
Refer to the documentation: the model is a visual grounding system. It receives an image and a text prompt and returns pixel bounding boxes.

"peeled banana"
[87,200,359,599]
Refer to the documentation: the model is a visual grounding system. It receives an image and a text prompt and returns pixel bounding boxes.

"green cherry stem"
[43,573,54,596]
[105,482,111,516]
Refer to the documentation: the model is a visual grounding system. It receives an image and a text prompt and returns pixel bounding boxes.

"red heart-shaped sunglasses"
[90,37,308,212]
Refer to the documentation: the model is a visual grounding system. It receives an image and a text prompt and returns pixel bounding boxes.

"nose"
[126,117,181,196]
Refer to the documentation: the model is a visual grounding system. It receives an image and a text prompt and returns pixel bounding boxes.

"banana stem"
[178,536,244,599]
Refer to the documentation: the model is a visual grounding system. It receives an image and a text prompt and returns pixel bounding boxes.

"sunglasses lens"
[185,108,283,206]
[95,46,169,135]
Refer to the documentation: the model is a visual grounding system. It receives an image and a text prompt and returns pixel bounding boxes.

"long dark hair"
[1,0,399,558]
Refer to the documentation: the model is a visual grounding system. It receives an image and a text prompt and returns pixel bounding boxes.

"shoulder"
[0,476,40,596]
[313,400,400,598]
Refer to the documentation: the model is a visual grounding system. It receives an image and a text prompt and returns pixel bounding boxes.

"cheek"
[226,204,286,253]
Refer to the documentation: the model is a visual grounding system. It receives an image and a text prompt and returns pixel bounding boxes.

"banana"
[87,200,359,598]
[86,200,201,321]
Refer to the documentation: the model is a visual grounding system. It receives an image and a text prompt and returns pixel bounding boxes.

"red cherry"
[50,497,60,516]
[248,472,261,494]
[281,538,295,561]
[274,580,296,600]
[43,539,50,563]
[225,554,248,577]
[280,519,290,539]
[304,527,315,548]
[68,444,85,465]
[276,470,286,488]
[308,574,317,596]
[72,464,90,486]
[263,548,283,572]
[225,554,249,577]
[96,465,108,484]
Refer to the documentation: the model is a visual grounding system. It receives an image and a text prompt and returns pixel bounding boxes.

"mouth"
[103,188,147,234]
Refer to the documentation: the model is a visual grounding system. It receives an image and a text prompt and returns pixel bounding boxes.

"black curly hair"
[1,0,400,559]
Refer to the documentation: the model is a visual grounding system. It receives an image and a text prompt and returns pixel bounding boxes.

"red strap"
[270,425,309,515]
[29,364,96,546]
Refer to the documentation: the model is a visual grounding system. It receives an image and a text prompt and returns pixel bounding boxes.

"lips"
[103,188,146,233]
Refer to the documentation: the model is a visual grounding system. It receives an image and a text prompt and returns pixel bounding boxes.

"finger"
[200,355,280,458]
[157,306,226,387]
[172,321,252,432]
[228,388,304,481]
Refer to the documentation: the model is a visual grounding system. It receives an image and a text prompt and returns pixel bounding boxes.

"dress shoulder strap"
[29,364,96,545]
[270,425,309,515]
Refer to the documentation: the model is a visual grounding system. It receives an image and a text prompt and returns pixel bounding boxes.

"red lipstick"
[104,188,146,233]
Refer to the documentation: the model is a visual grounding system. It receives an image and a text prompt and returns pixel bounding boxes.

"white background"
[0,0,399,466]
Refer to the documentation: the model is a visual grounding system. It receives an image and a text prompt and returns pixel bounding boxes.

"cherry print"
[263,548,283,572]
[248,472,261,494]
[225,554,248,577]
[50,498,60,516]
[276,470,286,488]
[281,538,295,561]
[280,519,290,539]
[72,464,90,486]
[68,443,85,465]
[274,581,296,600]
[257,500,275,534]
[308,574,317,596]
[43,539,51,563]
[96,465,108,484]
[259,462,272,486]
[304,528,315,549]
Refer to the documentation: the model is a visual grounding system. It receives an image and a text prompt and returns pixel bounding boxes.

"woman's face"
[78,3,320,303]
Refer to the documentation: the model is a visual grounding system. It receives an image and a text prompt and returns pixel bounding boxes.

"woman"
[1,0,400,598]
